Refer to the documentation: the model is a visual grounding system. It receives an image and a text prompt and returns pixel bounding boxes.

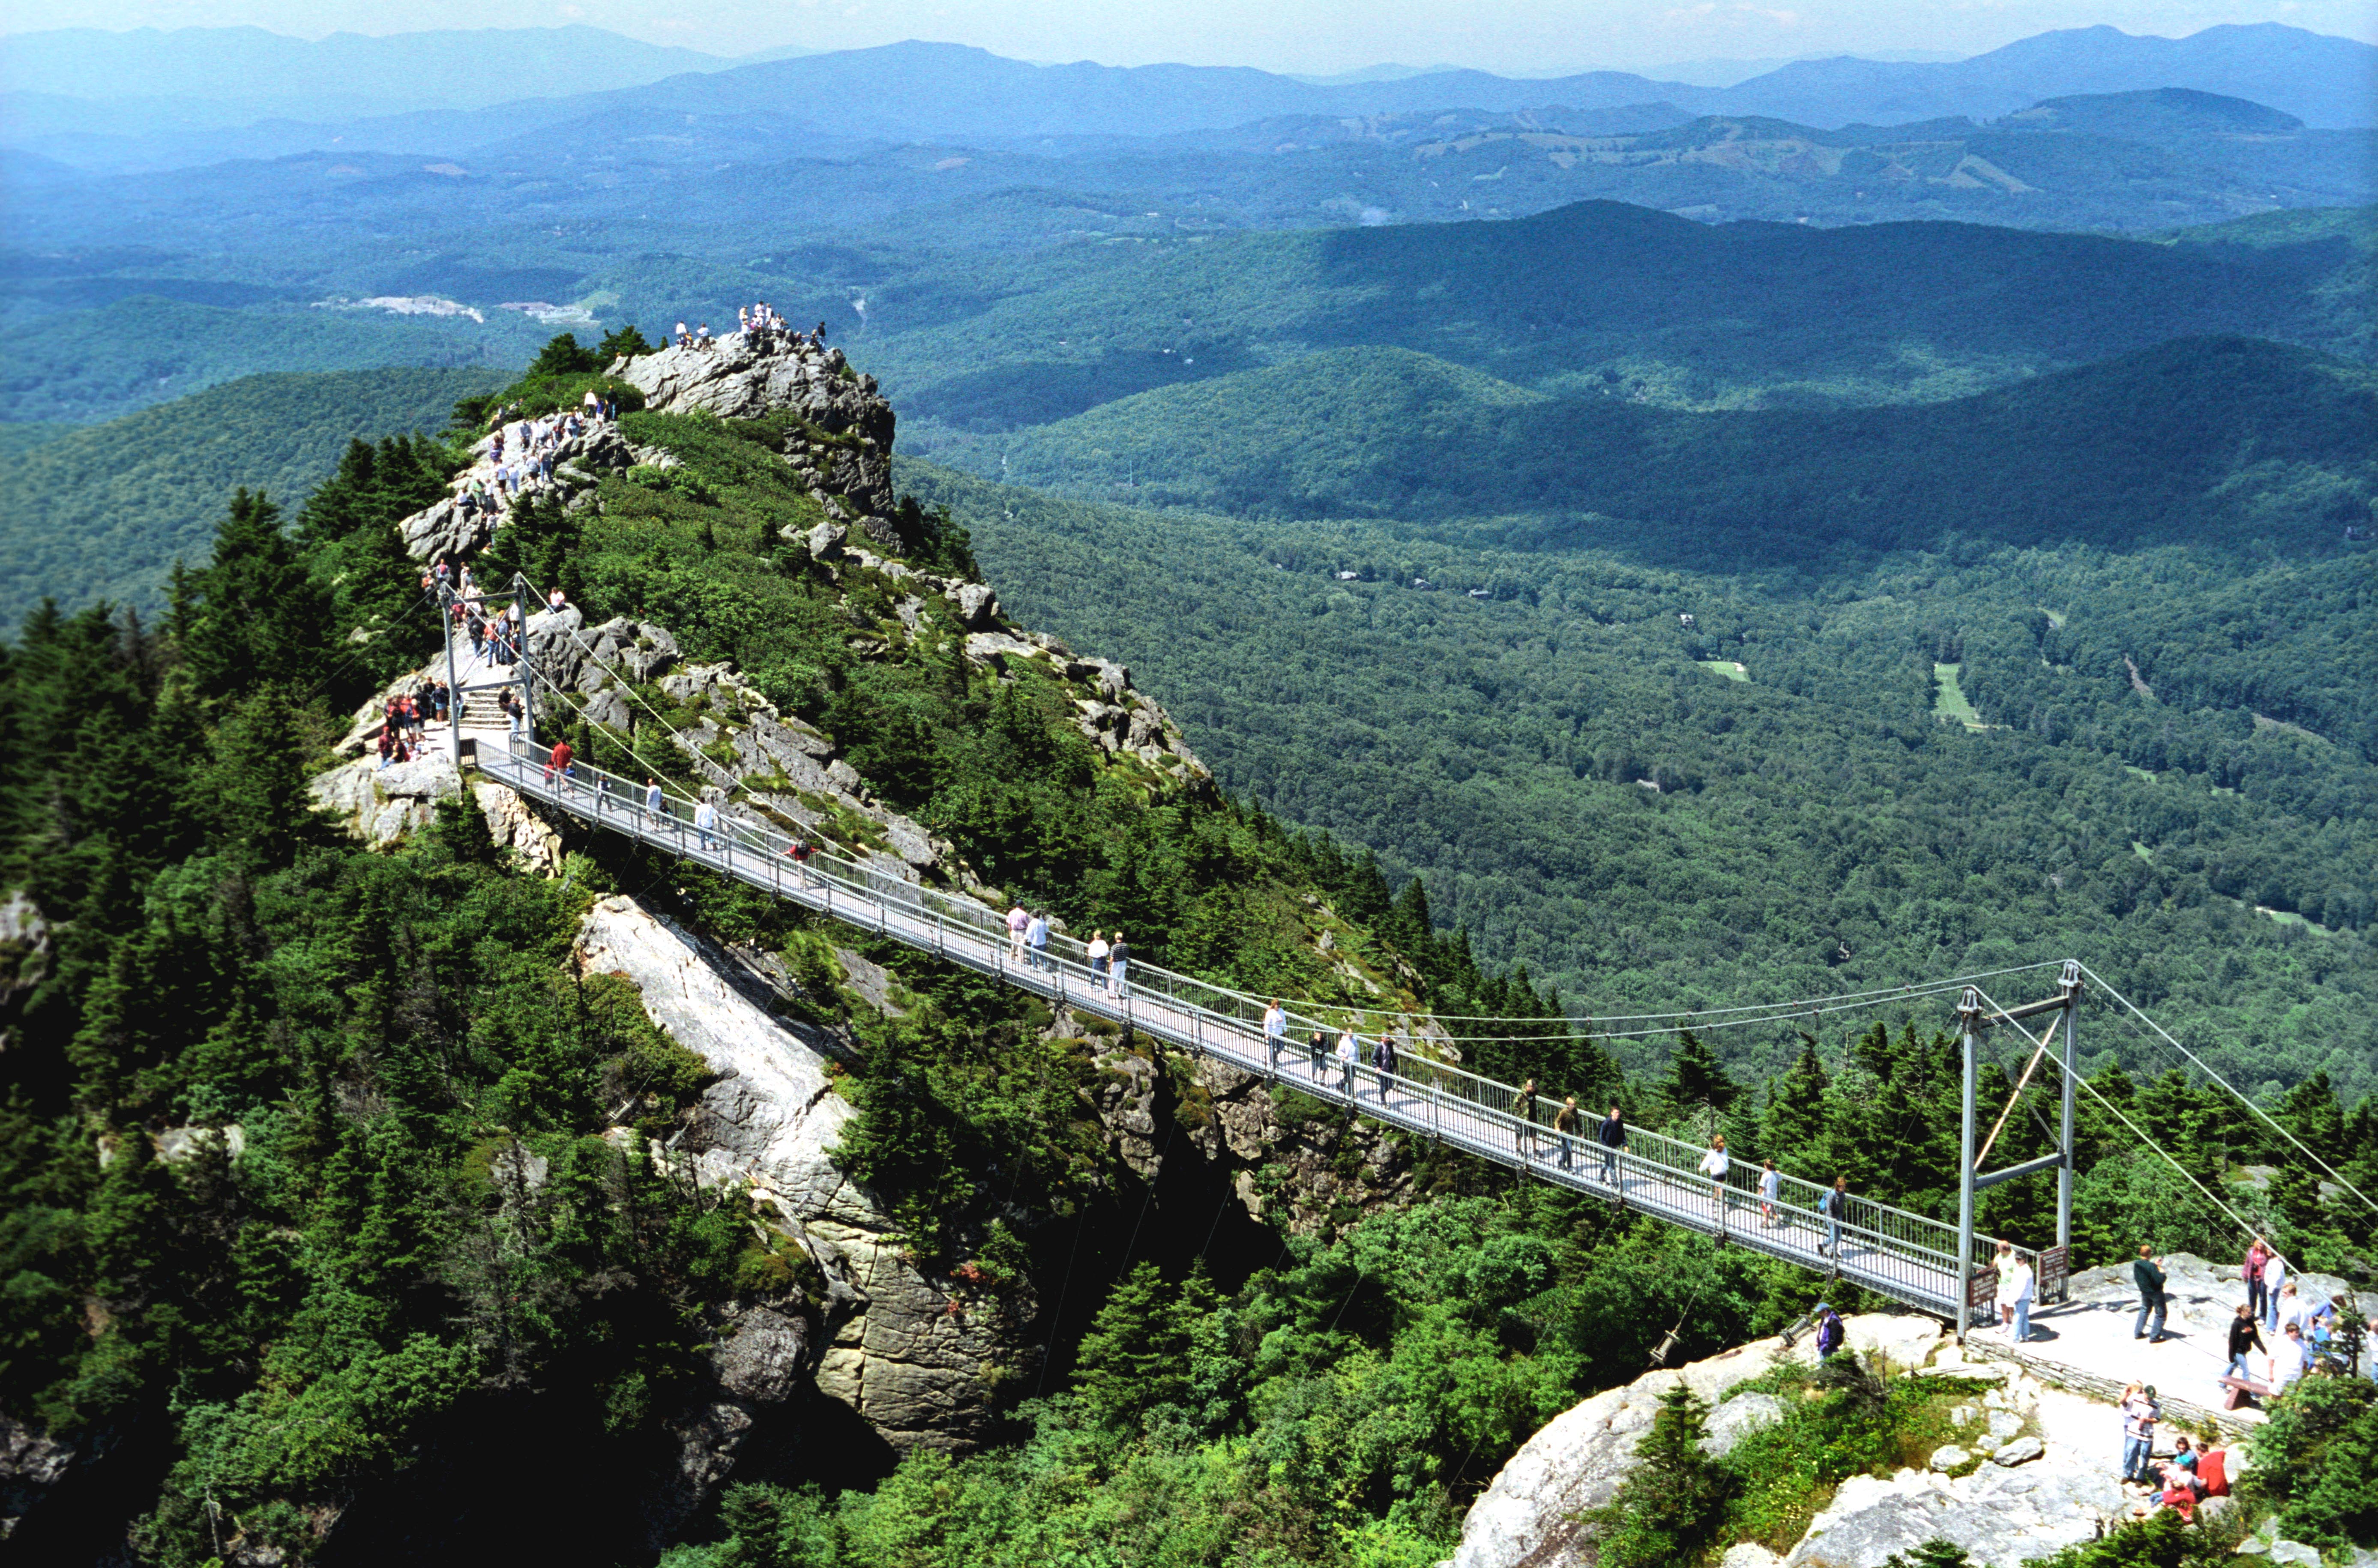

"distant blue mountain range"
[0,21,2368,175]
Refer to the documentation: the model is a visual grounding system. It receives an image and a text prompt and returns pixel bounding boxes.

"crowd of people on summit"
[458,398,619,521]
[672,302,830,352]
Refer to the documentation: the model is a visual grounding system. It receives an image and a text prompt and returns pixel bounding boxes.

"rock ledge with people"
[1449,1309,2264,1568]
[329,325,1214,889]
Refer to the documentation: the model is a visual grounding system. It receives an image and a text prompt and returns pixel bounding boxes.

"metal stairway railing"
[476,733,1974,1317]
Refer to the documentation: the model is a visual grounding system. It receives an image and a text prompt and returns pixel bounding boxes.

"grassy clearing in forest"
[1931,661,1985,728]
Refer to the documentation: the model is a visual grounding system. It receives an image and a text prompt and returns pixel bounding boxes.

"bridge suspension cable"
[2077,962,2378,1223]
[1372,961,2070,1025]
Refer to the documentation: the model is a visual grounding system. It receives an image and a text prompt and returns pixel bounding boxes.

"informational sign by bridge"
[1969,1266,2001,1315]
[2037,1245,2071,1304]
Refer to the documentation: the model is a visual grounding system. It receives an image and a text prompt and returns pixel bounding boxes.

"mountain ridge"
[5,21,2368,174]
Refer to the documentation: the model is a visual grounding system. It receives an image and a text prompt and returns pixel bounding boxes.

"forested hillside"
[0,367,506,631]
[941,335,2378,557]
[5,338,2374,1568]
[0,299,515,424]
[900,458,2378,1106]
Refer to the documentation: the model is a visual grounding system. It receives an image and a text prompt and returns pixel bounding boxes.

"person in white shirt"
[1698,1134,1731,1215]
[1758,1159,1781,1228]
[2263,1251,2288,1334]
[1996,1242,2037,1343]
[1263,1000,1287,1068]
[1006,904,1029,961]
[694,798,719,851]
[2273,1322,2312,1390]
[1334,1027,1358,1093]
[1086,930,1110,984]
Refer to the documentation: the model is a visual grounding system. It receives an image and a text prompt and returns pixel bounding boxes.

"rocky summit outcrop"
[401,418,635,563]
[309,751,462,847]
[576,895,1020,1458]
[617,336,901,546]
[1451,1314,2146,1568]
[1452,1318,1937,1568]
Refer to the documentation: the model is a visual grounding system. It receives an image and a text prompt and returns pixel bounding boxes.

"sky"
[12,0,2375,73]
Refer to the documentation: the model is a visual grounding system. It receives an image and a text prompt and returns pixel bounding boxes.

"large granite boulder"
[617,338,898,530]
[1452,1317,1942,1568]
[575,895,1015,1454]
[1783,1459,2124,1568]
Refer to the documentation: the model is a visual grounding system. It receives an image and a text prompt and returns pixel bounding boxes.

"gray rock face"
[0,889,51,1053]
[1990,1436,2043,1466]
[713,1305,813,1406]
[1785,1461,2124,1568]
[156,1125,245,1164]
[619,338,899,536]
[400,422,633,562]
[1929,1445,1973,1472]
[952,582,999,628]
[308,752,461,847]
[1702,1391,1786,1459]
[1453,1317,1943,1568]
[575,895,1013,1454]
[2065,1251,2352,1341]
[376,756,461,801]
[0,1413,75,1540]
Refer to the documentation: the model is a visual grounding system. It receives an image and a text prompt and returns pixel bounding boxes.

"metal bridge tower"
[1955,960,2086,1340]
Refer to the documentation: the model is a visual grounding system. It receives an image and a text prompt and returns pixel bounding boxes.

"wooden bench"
[2218,1374,2274,1411]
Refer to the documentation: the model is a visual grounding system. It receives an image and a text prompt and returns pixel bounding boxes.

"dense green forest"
[5,336,2374,1566]
[898,458,2378,1106]
[0,297,516,424]
[937,335,2378,557]
[0,367,506,632]
[4,198,2369,437]
[12,206,2370,642]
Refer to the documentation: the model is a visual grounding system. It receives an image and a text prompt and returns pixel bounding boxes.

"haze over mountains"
[2,20,2371,177]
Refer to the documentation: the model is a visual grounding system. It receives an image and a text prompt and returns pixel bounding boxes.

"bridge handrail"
[482,734,1970,1297]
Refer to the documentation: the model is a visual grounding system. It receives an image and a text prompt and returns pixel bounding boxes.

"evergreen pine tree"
[174,490,331,700]
[1660,1029,1740,1128]
[1072,1260,1195,1430]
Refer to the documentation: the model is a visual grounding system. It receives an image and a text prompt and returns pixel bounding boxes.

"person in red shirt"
[545,739,573,789]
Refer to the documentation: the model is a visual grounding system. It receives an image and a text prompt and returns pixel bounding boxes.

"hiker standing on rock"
[2119,1383,2159,1486]
[2134,1244,2169,1343]
[2227,1302,2267,1384]
[1997,1240,2035,1344]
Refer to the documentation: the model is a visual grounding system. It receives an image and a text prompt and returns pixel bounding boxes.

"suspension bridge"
[411,581,2363,1376]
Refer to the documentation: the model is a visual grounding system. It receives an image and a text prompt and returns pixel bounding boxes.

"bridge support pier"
[2056,960,2081,1262]
[1957,988,1981,1342]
